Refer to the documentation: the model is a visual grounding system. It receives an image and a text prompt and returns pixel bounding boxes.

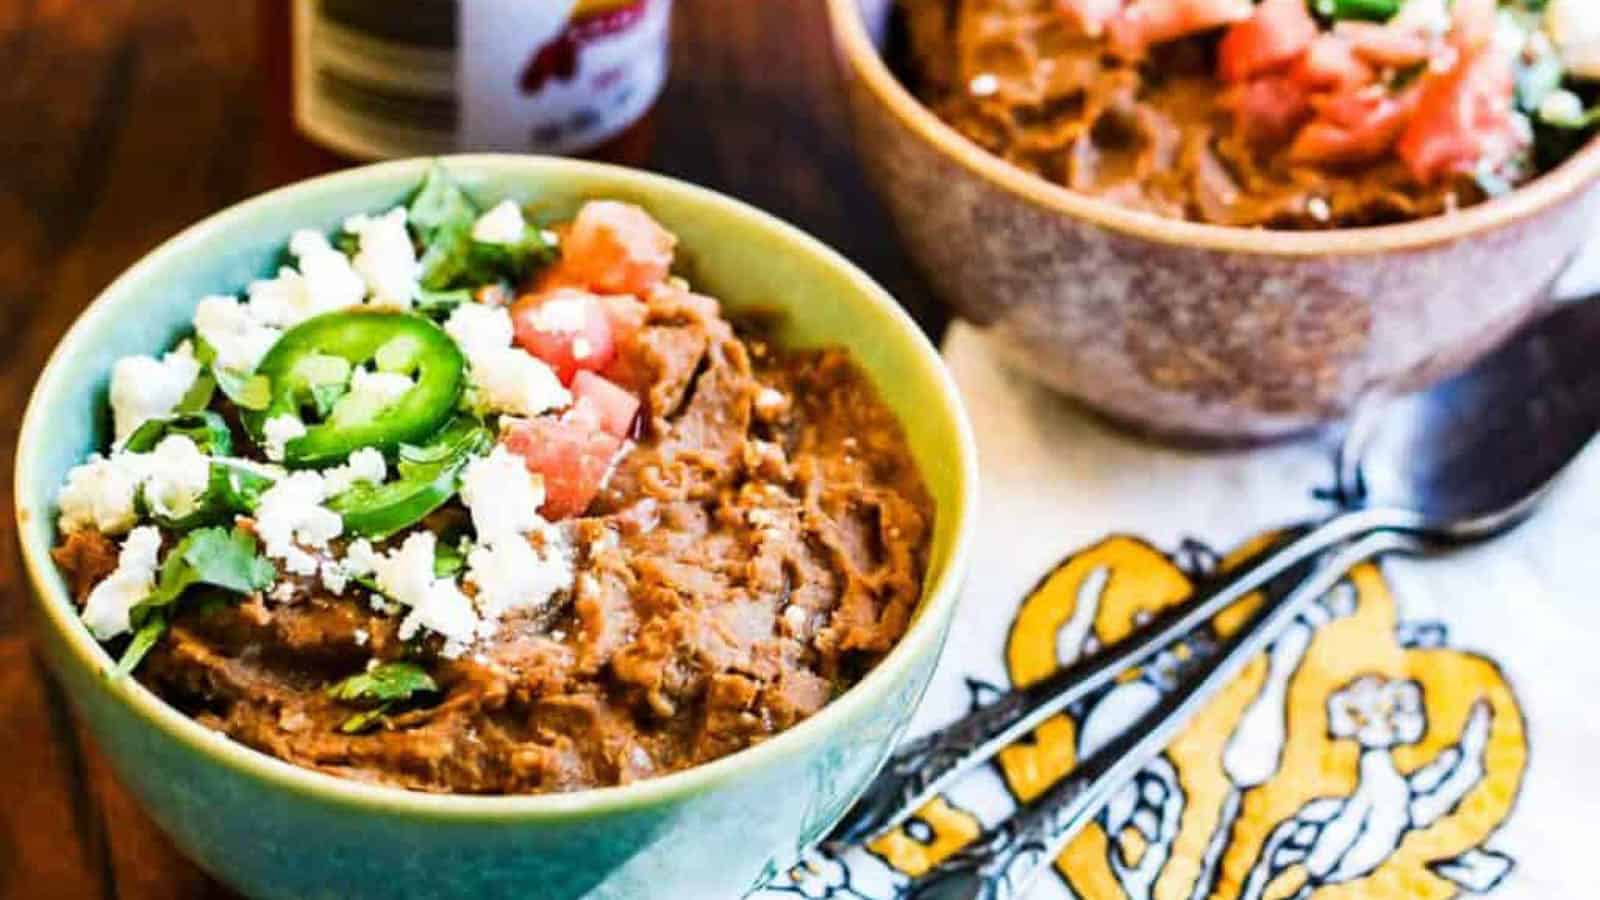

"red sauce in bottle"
[260,0,664,184]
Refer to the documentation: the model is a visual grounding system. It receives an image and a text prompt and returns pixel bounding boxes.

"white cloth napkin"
[754,251,1600,899]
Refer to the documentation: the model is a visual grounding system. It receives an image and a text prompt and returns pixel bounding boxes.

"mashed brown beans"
[55,293,933,794]
[901,0,1499,228]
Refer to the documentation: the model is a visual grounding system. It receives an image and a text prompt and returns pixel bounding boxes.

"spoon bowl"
[878,297,1600,897]
[828,297,1600,857]
[1342,294,1600,533]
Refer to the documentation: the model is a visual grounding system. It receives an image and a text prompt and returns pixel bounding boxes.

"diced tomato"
[501,415,624,520]
[593,294,649,389]
[570,371,640,439]
[511,287,616,385]
[1334,21,1433,69]
[1396,44,1523,183]
[1222,75,1314,146]
[546,200,676,296]
[1293,34,1375,92]
[1107,0,1251,58]
[1055,0,1124,37]
[1290,86,1416,165]
[597,294,647,346]
[1218,0,1318,82]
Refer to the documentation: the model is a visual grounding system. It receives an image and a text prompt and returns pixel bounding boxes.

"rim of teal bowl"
[16,154,980,820]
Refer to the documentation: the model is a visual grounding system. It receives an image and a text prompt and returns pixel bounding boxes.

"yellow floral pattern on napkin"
[767,534,1527,899]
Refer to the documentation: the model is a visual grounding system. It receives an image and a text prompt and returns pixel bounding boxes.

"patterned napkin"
[754,275,1600,898]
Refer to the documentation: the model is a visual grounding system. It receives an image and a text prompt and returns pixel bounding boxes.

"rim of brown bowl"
[826,0,1600,257]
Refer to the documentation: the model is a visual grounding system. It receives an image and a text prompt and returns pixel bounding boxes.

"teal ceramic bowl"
[15,156,978,900]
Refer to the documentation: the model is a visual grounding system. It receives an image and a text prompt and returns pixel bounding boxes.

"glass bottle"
[260,0,666,182]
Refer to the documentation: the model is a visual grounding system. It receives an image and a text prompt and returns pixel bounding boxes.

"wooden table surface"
[0,2,940,896]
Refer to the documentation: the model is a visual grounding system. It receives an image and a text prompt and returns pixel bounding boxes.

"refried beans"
[51,167,934,794]
[900,0,1600,229]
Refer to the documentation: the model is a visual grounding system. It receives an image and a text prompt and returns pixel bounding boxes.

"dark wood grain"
[0,1,938,895]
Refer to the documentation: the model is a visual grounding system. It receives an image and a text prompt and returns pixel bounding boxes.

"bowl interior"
[14,154,977,814]
[836,0,1600,256]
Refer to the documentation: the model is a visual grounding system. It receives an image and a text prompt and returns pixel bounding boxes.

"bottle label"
[292,0,671,159]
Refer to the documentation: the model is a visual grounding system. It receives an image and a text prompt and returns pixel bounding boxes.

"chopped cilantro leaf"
[407,163,555,295]
[115,528,275,675]
[327,661,438,705]
[114,614,168,675]
[408,161,479,239]
[327,661,439,733]
[338,708,391,735]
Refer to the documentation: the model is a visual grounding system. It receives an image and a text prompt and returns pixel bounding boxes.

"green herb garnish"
[176,371,218,413]
[122,411,233,455]
[328,415,491,539]
[408,161,479,239]
[116,527,277,673]
[1314,0,1400,22]
[326,662,439,734]
[407,163,556,297]
[214,367,273,411]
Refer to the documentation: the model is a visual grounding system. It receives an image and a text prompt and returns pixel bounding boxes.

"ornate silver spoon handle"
[828,506,1418,845]
[901,529,1425,900]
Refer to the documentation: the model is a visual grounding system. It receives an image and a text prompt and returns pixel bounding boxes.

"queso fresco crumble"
[51,165,935,794]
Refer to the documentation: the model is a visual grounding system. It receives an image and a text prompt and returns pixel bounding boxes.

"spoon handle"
[902,529,1426,900]
[827,507,1417,846]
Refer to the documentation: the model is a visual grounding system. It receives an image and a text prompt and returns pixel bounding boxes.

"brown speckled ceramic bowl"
[829,0,1600,443]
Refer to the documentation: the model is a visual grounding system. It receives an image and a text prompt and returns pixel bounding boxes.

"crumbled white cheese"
[247,270,314,328]
[292,229,368,309]
[344,538,379,577]
[194,294,283,372]
[968,73,999,97]
[346,368,415,408]
[322,447,387,497]
[525,290,590,333]
[343,207,419,310]
[246,232,365,328]
[81,526,162,640]
[1494,8,1531,58]
[1548,0,1600,80]
[365,532,479,655]
[1394,0,1450,37]
[754,387,787,417]
[109,342,201,442]
[261,414,307,463]
[269,581,298,604]
[445,304,568,416]
[746,508,784,531]
[57,454,141,535]
[455,445,572,629]
[320,558,351,595]
[471,200,527,245]
[253,471,342,576]
[460,446,546,542]
[468,347,570,417]
[466,533,573,624]
[1541,88,1587,125]
[352,628,369,646]
[782,604,808,632]
[137,435,212,521]
[444,303,515,357]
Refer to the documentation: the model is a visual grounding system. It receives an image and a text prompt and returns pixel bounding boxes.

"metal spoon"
[829,297,1600,856]
[887,299,1600,899]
